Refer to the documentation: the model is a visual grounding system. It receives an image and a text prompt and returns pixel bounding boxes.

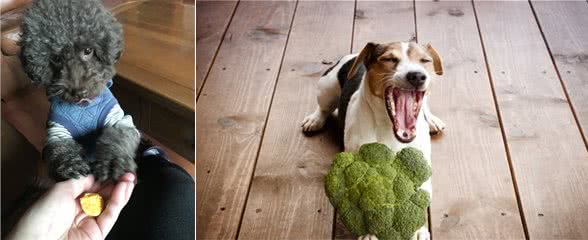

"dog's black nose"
[74,89,89,99]
[406,71,427,87]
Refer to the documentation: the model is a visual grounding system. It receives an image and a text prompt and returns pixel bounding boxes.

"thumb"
[66,175,96,198]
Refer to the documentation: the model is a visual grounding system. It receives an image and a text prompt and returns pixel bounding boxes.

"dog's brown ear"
[347,42,378,80]
[425,43,443,76]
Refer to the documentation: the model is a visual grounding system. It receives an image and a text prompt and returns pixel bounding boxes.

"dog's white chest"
[375,113,431,160]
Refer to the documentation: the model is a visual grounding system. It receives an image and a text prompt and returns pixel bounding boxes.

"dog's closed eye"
[385,57,399,62]
[380,56,399,63]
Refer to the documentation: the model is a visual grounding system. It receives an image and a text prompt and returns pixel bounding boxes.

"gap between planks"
[527,0,588,150]
[196,0,240,102]
[196,2,298,239]
[234,0,300,238]
[470,1,530,238]
[474,1,588,238]
[238,1,352,238]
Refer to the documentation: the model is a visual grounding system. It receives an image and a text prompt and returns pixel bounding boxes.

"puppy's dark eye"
[83,48,94,55]
[420,58,432,63]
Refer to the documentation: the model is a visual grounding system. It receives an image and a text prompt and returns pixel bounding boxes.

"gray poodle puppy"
[19,0,139,182]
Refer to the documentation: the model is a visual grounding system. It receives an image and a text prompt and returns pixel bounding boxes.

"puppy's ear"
[425,42,443,76]
[347,42,378,80]
[95,18,124,65]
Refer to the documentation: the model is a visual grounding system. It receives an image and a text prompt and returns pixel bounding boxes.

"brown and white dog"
[302,42,445,240]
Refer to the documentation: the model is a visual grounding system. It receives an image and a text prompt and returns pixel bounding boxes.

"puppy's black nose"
[74,89,89,99]
[406,71,427,87]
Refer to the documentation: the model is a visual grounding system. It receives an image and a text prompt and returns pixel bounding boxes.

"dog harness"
[48,80,118,149]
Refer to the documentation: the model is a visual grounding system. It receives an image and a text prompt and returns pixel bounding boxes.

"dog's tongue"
[76,98,92,107]
[385,87,424,143]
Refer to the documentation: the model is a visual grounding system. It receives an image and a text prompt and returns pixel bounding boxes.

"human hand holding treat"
[7,173,135,240]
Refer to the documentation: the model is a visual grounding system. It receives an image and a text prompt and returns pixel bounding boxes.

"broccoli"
[325,143,431,240]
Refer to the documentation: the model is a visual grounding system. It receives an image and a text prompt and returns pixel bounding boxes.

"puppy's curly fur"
[20,0,123,100]
[19,0,139,182]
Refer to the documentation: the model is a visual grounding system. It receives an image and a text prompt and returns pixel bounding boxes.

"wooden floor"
[196,1,588,239]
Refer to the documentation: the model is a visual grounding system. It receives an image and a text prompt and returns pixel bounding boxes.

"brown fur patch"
[349,42,442,98]
[408,43,437,76]
[366,42,403,98]
[366,42,433,97]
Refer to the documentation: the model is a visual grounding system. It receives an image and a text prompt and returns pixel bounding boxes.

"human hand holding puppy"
[6,173,135,240]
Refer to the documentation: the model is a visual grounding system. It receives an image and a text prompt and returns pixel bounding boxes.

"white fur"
[302,42,442,240]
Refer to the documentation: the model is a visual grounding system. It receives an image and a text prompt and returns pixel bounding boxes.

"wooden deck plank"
[196,0,238,98]
[415,1,526,239]
[195,2,296,239]
[237,2,354,239]
[333,1,417,239]
[531,1,588,147]
[353,0,416,50]
[474,1,588,239]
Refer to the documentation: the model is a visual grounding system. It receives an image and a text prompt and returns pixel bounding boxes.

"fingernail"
[121,173,135,182]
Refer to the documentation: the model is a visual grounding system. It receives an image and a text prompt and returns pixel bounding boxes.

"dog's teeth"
[391,101,395,113]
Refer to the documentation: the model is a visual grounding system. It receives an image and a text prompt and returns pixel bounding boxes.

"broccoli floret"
[325,143,431,240]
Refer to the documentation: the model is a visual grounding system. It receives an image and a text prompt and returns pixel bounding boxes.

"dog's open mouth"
[385,86,425,143]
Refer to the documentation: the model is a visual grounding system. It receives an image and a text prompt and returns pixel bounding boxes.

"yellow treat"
[80,193,104,217]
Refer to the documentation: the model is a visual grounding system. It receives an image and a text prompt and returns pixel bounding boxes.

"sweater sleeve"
[47,121,73,143]
[103,104,140,137]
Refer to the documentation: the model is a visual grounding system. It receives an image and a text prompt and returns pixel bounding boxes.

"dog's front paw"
[44,140,90,181]
[301,110,328,132]
[94,126,140,182]
[412,226,430,240]
[54,156,91,180]
[358,234,378,240]
[93,151,137,182]
[427,114,446,135]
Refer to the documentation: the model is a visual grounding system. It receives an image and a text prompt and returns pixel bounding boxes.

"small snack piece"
[80,193,104,217]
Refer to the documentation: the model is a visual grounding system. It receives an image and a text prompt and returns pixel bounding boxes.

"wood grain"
[195,2,296,239]
[237,2,353,239]
[416,1,526,239]
[474,1,588,239]
[196,0,238,97]
[115,1,195,113]
[353,0,416,50]
[531,1,588,147]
